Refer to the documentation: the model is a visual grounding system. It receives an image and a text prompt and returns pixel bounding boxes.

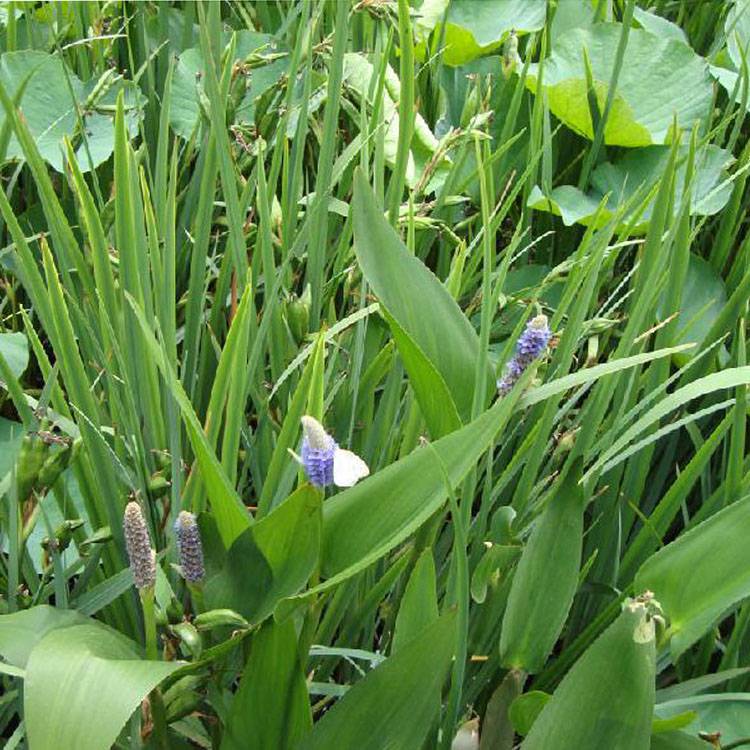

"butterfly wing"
[333,448,370,487]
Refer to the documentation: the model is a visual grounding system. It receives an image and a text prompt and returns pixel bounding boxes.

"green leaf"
[320,373,527,582]
[522,601,656,749]
[509,691,551,736]
[222,618,312,750]
[383,309,462,438]
[392,549,439,654]
[727,0,750,70]
[665,254,727,367]
[649,732,707,750]
[0,605,87,669]
[169,32,287,139]
[470,544,521,604]
[342,54,448,191]
[127,293,251,547]
[204,484,321,624]
[480,671,524,750]
[0,332,28,379]
[352,168,491,425]
[23,621,180,750]
[635,498,750,660]
[500,464,584,673]
[651,712,698,734]
[633,8,688,45]
[0,50,142,171]
[298,611,456,750]
[429,0,546,67]
[526,25,712,146]
[528,145,733,232]
[655,694,750,745]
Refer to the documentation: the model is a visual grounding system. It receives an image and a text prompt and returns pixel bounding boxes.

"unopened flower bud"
[174,510,205,584]
[123,501,156,590]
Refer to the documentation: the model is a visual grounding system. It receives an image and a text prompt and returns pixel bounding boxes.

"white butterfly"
[332,448,370,487]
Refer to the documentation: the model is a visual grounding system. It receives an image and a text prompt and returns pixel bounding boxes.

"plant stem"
[140,587,169,750]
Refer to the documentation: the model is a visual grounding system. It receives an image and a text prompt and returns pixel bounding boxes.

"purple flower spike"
[497,314,551,395]
[174,510,205,584]
[298,416,369,488]
[123,501,156,590]
[300,416,337,487]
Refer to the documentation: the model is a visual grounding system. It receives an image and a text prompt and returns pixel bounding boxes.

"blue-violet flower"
[497,314,551,395]
[300,415,369,488]
[174,510,205,584]
[123,500,156,590]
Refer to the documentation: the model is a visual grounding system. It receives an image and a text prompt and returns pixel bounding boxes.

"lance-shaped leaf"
[352,168,492,431]
[298,611,456,750]
[500,463,585,673]
[635,497,750,660]
[522,600,656,750]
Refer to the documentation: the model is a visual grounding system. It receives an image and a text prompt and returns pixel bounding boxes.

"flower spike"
[299,415,369,488]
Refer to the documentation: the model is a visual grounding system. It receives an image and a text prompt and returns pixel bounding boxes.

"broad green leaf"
[650,732,707,750]
[635,498,750,660]
[509,692,551,736]
[0,332,28,379]
[480,671,524,750]
[528,145,733,232]
[500,464,584,673]
[0,605,87,668]
[298,611,456,750]
[0,50,142,171]
[526,25,712,146]
[522,601,656,749]
[666,254,727,366]
[352,169,491,424]
[24,621,180,750]
[392,549,439,654]
[426,0,546,67]
[655,694,750,745]
[383,308,462,438]
[342,55,448,190]
[727,0,750,70]
[222,619,312,750]
[633,8,688,45]
[204,484,321,623]
[170,31,288,139]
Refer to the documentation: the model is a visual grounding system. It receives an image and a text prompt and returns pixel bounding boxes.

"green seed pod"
[164,690,203,723]
[147,473,171,498]
[170,620,202,658]
[166,597,185,624]
[286,293,310,345]
[15,431,48,500]
[37,441,76,489]
[193,608,249,631]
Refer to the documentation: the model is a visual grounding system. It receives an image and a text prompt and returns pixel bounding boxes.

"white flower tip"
[530,314,549,328]
[301,415,330,450]
[333,448,369,487]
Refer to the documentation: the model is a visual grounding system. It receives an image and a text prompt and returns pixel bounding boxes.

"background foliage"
[1,0,750,748]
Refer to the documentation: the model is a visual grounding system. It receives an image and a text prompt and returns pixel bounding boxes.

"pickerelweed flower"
[174,510,205,584]
[299,415,369,488]
[123,501,156,590]
[497,314,551,395]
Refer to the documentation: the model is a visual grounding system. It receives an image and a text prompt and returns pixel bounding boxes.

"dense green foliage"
[1,0,750,748]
